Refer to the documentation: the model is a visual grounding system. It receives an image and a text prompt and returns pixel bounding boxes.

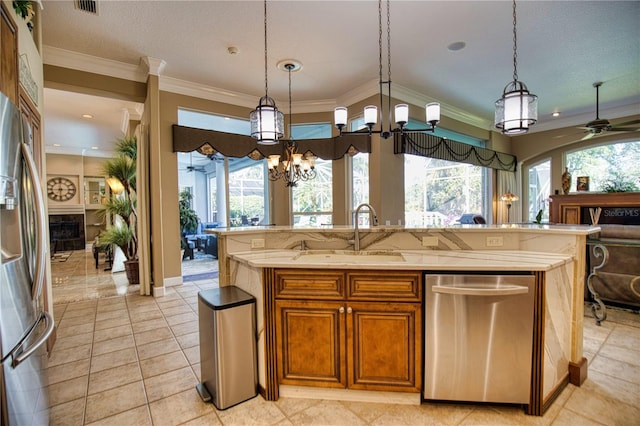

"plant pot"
[124,259,140,285]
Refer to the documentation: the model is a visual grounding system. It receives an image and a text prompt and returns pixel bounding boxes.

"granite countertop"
[229,249,572,271]
[209,224,600,236]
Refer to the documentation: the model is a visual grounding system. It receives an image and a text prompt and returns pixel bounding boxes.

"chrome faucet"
[351,203,378,251]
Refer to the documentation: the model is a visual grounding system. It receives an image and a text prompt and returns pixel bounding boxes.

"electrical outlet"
[486,236,504,247]
[250,239,265,249]
[422,236,439,247]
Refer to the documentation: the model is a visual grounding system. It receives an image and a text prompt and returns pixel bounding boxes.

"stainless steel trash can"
[196,286,257,410]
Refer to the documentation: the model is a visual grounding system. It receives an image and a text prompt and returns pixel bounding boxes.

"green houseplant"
[179,189,199,258]
[98,136,138,284]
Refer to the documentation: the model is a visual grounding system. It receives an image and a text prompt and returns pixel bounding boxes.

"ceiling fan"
[577,82,640,140]
[181,152,206,173]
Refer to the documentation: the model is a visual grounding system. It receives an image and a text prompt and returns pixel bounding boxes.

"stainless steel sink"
[293,250,405,263]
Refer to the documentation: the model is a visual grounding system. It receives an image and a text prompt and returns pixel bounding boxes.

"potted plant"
[98,136,138,284]
[179,189,199,258]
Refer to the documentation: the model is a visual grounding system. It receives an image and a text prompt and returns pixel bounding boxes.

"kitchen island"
[208,225,598,415]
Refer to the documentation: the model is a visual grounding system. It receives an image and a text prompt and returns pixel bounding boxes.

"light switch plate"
[486,236,504,247]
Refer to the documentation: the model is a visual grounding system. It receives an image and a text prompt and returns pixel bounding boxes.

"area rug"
[51,251,72,263]
[183,271,219,282]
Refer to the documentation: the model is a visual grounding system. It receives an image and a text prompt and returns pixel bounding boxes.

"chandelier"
[266,62,317,187]
[334,0,440,139]
[495,0,538,135]
[250,0,284,145]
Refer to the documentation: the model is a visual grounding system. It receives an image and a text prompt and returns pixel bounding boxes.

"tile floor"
[49,251,640,425]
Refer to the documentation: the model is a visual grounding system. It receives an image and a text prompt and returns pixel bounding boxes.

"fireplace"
[49,214,85,252]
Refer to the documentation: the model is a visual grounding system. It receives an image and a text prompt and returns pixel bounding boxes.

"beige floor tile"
[589,353,640,384]
[156,298,190,309]
[134,326,174,346]
[180,411,222,425]
[93,324,132,343]
[55,322,94,339]
[94,315,131,331]
[91,334,136,356]
[139,350,190,379]
[90,347,138,373]
[47,358,91,386]
[48,375,88,408]
[564,385,640,426]
[176,331,199,349]
[132,317,169,334]
[169,319,199,336]
[275,397,322,418]
[84,380,148,424]
[65,300,98,311]
[581,369,640,408]
[218,395,293,425]
[57,314,96,329]
[84,405,152,426]
[62,307,97,320]
[191,363,201,381]
[129,308,165,323]
[144,366,198,402]
[88,362,142,395]
[48,343,92,368]
[551,407,602,425]
[148,388,215,425]
[52,331,94,351]
[164,311,198,326]
[160,304,195,318]
[137,337,182,361]
[183,345,200,365]
[597,340,640,367]
[49,397,85,426]
[95,308,128,322]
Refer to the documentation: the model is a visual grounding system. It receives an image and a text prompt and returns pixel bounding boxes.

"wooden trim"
[569,357,588,386]
[550,192,640,224]
[274,269,345,300]
[262,268,278,400]
[527,271,546,416]
[543,372,570,414]
[347,271,421,302]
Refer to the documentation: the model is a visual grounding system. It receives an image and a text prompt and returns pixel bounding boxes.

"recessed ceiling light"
[82,114,94,119]
[91,146,99,150]
[447,41,466,52]
[552,112,561,117]
[53,143,61,147]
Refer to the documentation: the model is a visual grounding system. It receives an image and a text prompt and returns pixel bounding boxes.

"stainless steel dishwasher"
[424,273,535,404]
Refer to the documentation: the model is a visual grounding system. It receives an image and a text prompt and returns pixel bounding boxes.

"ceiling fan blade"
[576,126,592,130]
[613,119,640,127]
[581,132,595,141]
[609,127,639,132]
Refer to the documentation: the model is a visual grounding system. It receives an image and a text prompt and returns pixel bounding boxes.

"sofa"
[587,224,640,310]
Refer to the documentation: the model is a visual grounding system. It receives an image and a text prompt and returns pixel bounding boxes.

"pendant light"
[495,0,538,135]
[250,0,284,145]
[334,0,440,139]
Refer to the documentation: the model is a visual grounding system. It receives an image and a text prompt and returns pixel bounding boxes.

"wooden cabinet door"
[1,3,18,104]
[347,302,421,392]
[275,300,346,388]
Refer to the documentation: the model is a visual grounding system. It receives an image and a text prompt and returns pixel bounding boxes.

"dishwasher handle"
[432,284,529,296]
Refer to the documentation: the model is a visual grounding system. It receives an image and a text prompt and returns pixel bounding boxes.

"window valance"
[172,125,371,160]
[394,131,517,172]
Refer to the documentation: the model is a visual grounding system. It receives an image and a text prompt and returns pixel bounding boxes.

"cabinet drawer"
[347,271,421,302]
[274,269,345,300]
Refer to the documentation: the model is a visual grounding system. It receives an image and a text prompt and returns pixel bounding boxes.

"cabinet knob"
[347,306,353,314]
[339,307,345,314]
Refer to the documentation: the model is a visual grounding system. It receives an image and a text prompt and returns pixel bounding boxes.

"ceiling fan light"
[495,81,538,135]
[394,104,408,127]
[426,102,440,126]
[364,105,378,127]
[250,95,284,145]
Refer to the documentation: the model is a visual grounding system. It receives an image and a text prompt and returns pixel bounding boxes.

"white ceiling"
[40,0,640,161]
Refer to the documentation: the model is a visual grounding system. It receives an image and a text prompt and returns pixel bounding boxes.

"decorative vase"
[124,259,140,285]
[561,168,571,195]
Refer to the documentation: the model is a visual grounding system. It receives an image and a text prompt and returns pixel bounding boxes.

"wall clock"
[47,177,77,202]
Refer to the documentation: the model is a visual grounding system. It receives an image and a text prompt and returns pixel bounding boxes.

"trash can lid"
[198,286,255,310]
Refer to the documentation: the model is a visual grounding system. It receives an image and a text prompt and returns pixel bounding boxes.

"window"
[528,160,550,222]
[566,140,640,193]
[404,123,487,226]
[348,117,370,223]
[291,123,333,226]
[228,159,266,226]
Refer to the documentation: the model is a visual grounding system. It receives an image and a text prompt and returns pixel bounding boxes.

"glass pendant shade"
[394,104,408,127]
[426,102,441,126]
[495,81,538,135]
[364,105,378,127]
[334,107,348,130]
[250,95,284,145]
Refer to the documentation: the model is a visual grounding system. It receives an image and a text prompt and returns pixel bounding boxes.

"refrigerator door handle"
[7,311,54,368]
[21,142,47,301]
[431,284,529,296]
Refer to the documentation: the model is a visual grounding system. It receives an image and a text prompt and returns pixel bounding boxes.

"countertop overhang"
[229,249,572,271]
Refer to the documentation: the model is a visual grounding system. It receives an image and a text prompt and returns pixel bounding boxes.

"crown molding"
[43,46,147,82]
[141,56,166,76]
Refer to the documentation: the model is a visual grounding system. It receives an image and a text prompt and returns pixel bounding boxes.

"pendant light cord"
[512,0,518,83]
[263,0,269,97]
[378,0,392,133]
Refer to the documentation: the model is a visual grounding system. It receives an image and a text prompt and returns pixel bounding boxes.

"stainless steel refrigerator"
[0,92,53,425]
